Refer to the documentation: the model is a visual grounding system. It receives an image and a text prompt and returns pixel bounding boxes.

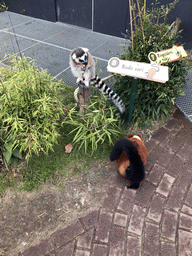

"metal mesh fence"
[175,69,192,122]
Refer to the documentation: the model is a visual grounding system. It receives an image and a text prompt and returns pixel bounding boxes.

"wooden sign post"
[78,81,90,115]
[107,46,187,126]
[107,57,169,126]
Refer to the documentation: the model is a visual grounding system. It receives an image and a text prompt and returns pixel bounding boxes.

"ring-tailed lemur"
[69,47,127,118]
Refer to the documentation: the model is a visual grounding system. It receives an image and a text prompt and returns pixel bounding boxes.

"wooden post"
[78,81,90,115]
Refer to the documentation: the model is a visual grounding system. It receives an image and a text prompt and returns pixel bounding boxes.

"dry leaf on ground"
[65,144,73,153]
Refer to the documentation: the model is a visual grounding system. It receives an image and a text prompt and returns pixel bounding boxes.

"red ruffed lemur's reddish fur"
[110,134,148,189]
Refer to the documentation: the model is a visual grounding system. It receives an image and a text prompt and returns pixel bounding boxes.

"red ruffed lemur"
[110,134,148,189]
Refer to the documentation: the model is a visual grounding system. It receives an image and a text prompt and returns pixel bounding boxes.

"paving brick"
[146,145,164,171]
[128,205,146,236]
[178,229,192,256]
[113,212,127,227]
[166,185,185,212]
[179,116,192,132]
[113,172,129,188]
[52,219,84,249]
[127,235,142,256]
[173,108,184,119]
[57,240,75,256]
[145,138,158,153]
[21,237,54,256]
[177,143,192,161]
[134,181,156,208]
[168,134,185,153]
[185,155,192,170]
[145,151,158,171]
[152,127,170,143]
[147,164,165,186]
[117,189,136,213]
[109,225,126,243]
[185,184,192,206]
[143,222,159,256]
[152,145,164,161]
[77,228,94,249]
[160,241,176,256]
[161,210,178,242]
[168,128,189,152]
[159,135,172,148]
[163,117,178,131]
[181,204,192,216]
[147,193,165,223]
[157,148,174,167]
[183,118,192,131]
[47,253,56,256]
[179,213,192,230]
[75,250,90,256]
[109,225,126,256]
[144,161,154,173]
[109,242,124,256]
[80,210,99,230]
[186,135,192,145]
[167,155,185,177]
[102,186,122,212]
[156,173,175,197]
[174,169,192,190]
[92,244,108,256]
[95,209,113,243]
[178,127,191,138]
[165,120,183,138]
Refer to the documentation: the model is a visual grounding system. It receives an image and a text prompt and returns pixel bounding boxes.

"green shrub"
[63,95,125,154]
[0,2,6,12]
[112,0,189,126]
[0,55,65,165]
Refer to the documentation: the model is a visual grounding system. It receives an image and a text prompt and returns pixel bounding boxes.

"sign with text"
[107,57,169,83]
[148,45,187,64]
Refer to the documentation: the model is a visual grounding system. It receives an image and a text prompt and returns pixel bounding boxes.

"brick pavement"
[17,109,192,256]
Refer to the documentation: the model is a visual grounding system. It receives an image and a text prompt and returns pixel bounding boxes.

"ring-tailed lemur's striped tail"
[91,75,127,119]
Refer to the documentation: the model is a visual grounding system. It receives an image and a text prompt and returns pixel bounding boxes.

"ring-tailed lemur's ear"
[72,53,77,62]
[81,47,89,53]
[71,49,78,64]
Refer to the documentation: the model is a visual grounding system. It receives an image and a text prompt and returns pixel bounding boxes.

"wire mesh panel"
[175,69,192,122]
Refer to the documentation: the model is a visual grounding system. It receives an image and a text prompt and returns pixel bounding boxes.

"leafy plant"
[2,139,23,166]
[0,1,6,12]
[0,55,65,164]
[63,95,125,154]
[112,0,189,126]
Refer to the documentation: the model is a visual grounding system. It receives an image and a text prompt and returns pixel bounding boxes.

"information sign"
[148,46,187,64]
[107,57,169,83]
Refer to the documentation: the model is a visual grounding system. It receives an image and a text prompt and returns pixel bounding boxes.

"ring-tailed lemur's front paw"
[76,78,84,84]
[84,81,90,87]
[76,78,89,87]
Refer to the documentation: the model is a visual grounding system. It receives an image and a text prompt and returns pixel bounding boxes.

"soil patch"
[0,109,178,255]
[0,159,117,255]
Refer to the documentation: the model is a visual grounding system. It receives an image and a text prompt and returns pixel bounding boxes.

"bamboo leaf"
[3,149,12,164]
[12,148,23,159]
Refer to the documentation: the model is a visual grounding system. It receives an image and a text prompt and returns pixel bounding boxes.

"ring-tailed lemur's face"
[71,47,88,71]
